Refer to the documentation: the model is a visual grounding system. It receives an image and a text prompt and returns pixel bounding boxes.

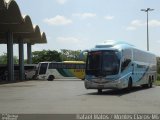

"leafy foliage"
[0,53,18,64]
[157,57,160,74]
[32,50,62,64]
[60,49,82,61]
[0,49,86,64]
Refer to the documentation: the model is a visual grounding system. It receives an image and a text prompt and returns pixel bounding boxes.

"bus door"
[39,63,48,76]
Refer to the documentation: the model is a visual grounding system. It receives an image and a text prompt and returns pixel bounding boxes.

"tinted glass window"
[39,63,48,75]
[121,49,132,71]
[102,52,120,75]
[48,63,85,69]
[133,49,156,64]
[87,51,102,71]
[86,51,120,76]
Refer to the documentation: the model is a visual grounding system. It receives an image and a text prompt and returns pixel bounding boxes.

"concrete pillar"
[19,39,24,80]
[6,31,14,81]
[27,43,32,64]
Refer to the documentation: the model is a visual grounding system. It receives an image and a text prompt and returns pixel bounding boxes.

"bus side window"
[39,63,48,74]
[121,59,131,71]
[121,49,132,72]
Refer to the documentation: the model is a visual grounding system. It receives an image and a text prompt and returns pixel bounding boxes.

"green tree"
[60,49,82,61]
[32,50,62,64]
[0,53,18,64]
[157,57,160,74]
[0,53,7,64]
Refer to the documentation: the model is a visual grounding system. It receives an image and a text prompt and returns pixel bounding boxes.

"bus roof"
[92,40,134,51]
[95,40,134,48]
[90,40,156,56]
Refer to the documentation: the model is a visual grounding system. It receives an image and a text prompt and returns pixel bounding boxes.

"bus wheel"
[98,89,102,94]
[48,75,54,81]
[127,78,132,90]
[148,79,153,88]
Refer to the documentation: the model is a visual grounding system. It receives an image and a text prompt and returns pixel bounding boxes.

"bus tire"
[48,75,55,81]
[148,78,152,88]
[142,76,153,88]
[127,77,132,90]
[98,89,102,94]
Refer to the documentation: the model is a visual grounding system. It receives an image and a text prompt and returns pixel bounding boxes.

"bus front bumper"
[84,79,127,89]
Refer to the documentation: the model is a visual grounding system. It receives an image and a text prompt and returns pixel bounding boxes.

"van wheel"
[81,78,85,80]
[127,78,132,90]
[48,75,55,81]
[98,89,102,94]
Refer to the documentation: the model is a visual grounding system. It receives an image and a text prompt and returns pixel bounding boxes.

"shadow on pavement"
[0,79,33,85]
[0,79,82,85]
[86,86,156,96]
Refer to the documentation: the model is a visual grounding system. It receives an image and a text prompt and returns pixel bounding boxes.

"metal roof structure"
[0,0,47,81]
[0,0,47,44]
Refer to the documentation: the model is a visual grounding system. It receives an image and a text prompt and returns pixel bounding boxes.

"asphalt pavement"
[0,79,160,114]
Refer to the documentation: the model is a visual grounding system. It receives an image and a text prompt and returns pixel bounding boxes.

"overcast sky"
[1,0,160,58]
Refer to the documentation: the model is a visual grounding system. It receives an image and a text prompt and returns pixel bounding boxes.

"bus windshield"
[86,50,120,77]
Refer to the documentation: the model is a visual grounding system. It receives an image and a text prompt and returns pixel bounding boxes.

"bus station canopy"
[0,0,47,44]
[0,0,47,81]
